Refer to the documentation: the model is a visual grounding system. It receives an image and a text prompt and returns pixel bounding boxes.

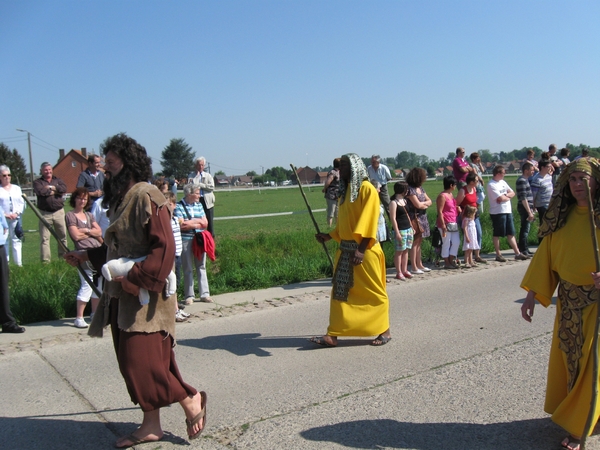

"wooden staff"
[290,164,334,271]
[22,194,102,298]
[581,178,600,450]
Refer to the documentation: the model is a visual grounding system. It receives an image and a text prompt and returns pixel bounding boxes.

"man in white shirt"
[486,165,529,262]
[188,157,215,236]
[367,155,392,213]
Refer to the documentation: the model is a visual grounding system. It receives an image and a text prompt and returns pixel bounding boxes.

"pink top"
[436,193,458,227]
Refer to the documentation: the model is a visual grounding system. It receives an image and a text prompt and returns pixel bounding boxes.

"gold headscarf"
[538,158,600,237]
[338,153,369,204]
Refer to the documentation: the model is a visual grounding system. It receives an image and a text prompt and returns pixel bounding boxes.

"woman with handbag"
[405,167,433,274]
[0,165,24,266]
[66,187,103,328]
[436,176,460,269]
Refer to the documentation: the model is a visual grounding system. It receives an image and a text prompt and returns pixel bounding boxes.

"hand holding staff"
[22,194,102,298]
[290,164,334,271]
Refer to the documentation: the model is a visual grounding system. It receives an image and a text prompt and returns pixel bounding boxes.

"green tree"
[477,149,495,163]
[215,170,225,176]
[246,170,257,177]
[0,143,27,185]
[265,166,291,182]
[161,138,195,180]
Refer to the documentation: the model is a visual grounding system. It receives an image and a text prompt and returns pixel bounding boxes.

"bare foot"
[115,430,163,448]
[561,436,581,450]
[182,391,207,439]
[309,335,337,347]
[371,329,392,346]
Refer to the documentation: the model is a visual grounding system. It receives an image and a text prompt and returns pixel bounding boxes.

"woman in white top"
[0,165,24,266]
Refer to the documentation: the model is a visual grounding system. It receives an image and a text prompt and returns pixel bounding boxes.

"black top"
[394,199,411,230]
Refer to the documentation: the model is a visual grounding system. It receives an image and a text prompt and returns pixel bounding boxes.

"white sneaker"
[175,310,188,322]
[74,317,88,328]
[179,310,190,318]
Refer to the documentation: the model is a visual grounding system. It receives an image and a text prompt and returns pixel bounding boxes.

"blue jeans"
[517,204,530,253]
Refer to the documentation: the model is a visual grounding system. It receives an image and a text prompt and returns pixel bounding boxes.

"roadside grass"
[9,262,80,322]
[10,176,538,324]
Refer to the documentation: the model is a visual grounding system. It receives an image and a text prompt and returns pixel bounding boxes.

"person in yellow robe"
[311,153,391,347]
[521,158,600,450]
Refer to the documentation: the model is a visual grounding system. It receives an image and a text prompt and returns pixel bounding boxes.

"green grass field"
[9,176,537,324]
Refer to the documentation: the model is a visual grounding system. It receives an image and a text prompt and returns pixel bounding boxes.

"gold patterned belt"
[331,240,359,301]
[557,279,599,391]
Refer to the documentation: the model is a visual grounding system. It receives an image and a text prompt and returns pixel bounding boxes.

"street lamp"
[15,129,34,188]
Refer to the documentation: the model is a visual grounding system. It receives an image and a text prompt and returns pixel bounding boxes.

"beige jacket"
[189,171,215,209]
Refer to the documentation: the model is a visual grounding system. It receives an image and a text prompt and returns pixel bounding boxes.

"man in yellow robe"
[521,158,600,450]
[312,153,391,347]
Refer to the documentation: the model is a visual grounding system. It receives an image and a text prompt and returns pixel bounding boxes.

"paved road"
[1,256,599,449]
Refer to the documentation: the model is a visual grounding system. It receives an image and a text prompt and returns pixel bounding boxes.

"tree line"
[315,144,600,177]
[2,138,598,187]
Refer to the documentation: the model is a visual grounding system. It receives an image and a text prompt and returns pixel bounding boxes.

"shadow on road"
[300,417,566,449]
[0,416,190,450]
[178,333,375,357]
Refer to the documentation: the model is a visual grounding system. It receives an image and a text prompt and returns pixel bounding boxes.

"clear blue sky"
[1,0,598,176]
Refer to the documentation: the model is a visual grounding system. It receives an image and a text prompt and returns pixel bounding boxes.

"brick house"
[292,166,320,185]
[52,148,104,194]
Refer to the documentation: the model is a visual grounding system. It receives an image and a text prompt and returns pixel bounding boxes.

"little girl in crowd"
[389,182,414,281]
[461,205,479,268]
[165,192,190,322]
[370,180,388,243]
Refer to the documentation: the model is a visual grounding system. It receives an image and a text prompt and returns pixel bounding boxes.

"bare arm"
[455,188,466,207]
[436,194,447,235]
[521,290,537,322]
[407,190,432,210]
[389,200,400,235]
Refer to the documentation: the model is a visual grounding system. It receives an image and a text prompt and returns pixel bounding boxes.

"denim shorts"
[490,213,516,237]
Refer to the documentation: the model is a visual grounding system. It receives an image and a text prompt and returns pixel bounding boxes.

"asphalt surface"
[1,250,599,450]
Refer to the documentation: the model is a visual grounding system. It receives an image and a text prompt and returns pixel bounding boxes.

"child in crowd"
[370,180,388,243]
[165,191,190,322]
[389,182,414,281]
[461,205,479,268]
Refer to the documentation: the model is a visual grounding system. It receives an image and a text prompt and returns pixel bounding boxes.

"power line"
[30,134,60,150]
[0,136,26,143]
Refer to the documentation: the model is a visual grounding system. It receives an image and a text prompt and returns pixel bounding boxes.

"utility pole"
[16,129,34,187]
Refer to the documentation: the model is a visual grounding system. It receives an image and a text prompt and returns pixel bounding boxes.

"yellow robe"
[521,205,600,437]
[328,181,389,336]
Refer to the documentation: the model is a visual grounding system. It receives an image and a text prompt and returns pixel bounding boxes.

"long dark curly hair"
[100,133,153,210]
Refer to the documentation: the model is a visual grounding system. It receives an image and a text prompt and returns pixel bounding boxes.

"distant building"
[506,160,521,173]
[214,175,230,187]
[231,175,254,186]
[291,166,320,185]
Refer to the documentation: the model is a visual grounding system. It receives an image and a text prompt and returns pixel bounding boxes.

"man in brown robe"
[65,133,207,448]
